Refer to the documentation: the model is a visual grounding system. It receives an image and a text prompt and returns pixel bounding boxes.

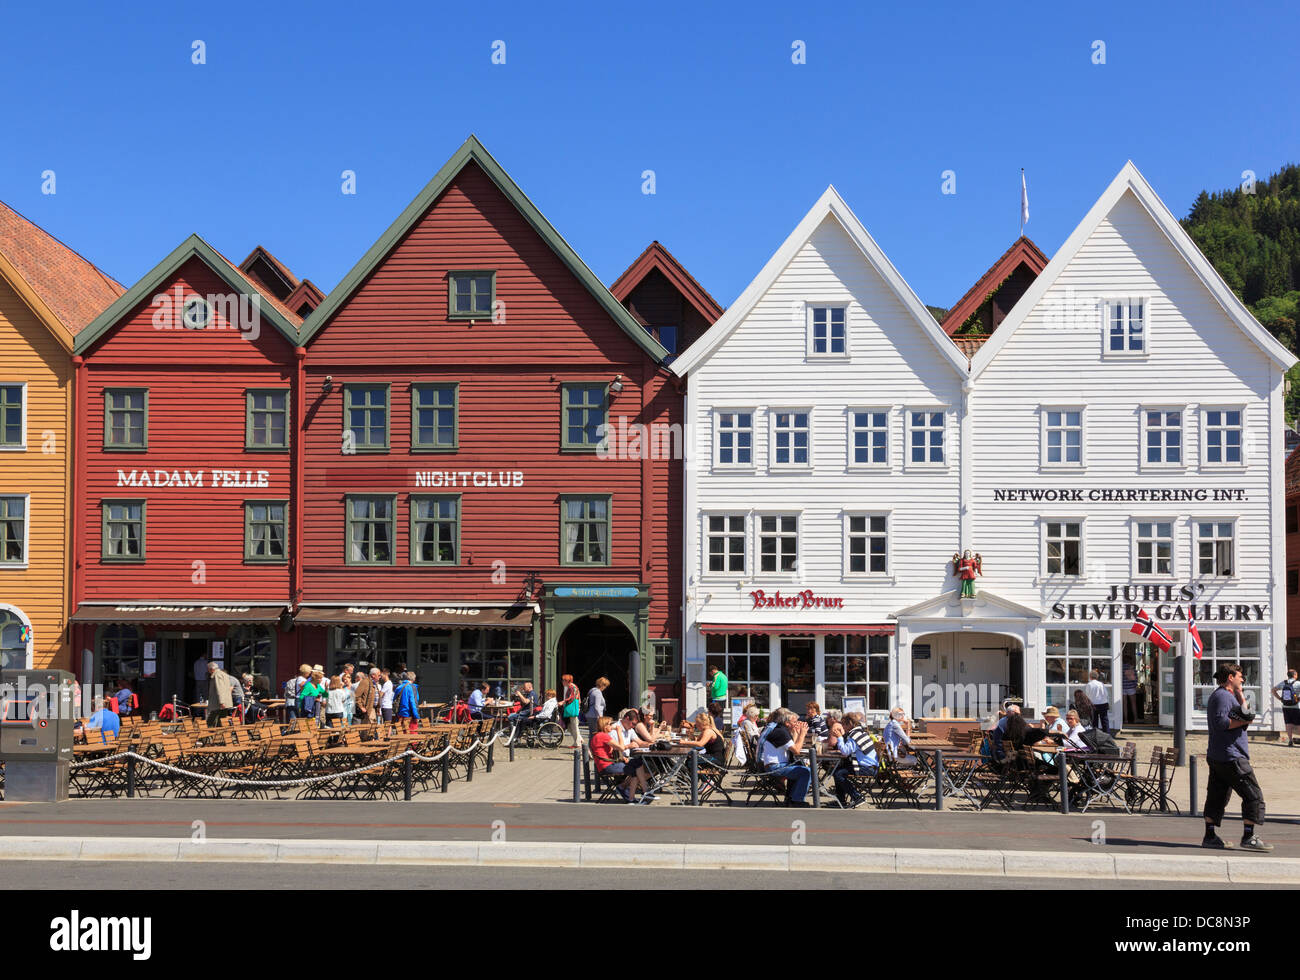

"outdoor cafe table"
[909,747,984,809]
[418,702,446,722]
[629,747,702,805]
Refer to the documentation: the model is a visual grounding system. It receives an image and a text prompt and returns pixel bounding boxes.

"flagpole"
[1019,168,1025,239]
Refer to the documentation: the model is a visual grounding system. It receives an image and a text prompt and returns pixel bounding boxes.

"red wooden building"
[70,236,306,712]
[293,137,682,714]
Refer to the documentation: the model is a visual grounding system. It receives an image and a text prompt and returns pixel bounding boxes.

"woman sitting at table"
[613,709,654,798]
[678,711,728,768]
[590,716,634,802]
[738,704,761,740]
[1062,709,1089,749]
[639,704,668,737]
[804,702,830,740]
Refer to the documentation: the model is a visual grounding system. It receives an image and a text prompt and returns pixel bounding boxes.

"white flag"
[1020,170,1030,229]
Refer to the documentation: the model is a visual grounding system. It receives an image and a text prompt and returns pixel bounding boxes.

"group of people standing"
[282,663,421,732]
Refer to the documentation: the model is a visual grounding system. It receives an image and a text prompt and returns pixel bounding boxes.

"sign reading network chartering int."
[992,487,1247,502]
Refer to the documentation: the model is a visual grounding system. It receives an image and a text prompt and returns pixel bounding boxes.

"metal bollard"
[126,754,136,799]
[466,745,474,782]
[808,745,820,808]
[403,754,413,801]
[1189,754,1199,818]
[934,749,944,811]
[1158,751,1168,812]
[582,746,592,801]
[509,728,515,763]
[572,746,582,803]
[487,739,494,773]
[1059,754,1070,814]
[689,750,699,806]
[441,753,450,793]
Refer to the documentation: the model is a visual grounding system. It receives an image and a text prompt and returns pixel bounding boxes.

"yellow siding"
[0,276,71,670]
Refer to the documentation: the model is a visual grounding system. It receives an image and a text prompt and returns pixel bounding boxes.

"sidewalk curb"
[0,836,1296,882]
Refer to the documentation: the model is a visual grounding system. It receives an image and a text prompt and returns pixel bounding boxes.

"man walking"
[1271,668,1300,746]
[205,661,234,728]
[353,668,374,724]
[1084,669,1110,734]
[1202,663,1271,851]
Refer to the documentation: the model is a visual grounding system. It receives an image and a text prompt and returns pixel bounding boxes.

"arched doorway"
[559,615,636,715]
[0,605,33,670]
[910,630,1024,719]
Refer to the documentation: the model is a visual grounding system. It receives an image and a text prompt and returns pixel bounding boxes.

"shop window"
[345,495,395,565]
[1193,631,1262,714]
[459,628,533,698]
[0,611,28,670]
[758,514,798,573]
[561,383,608,451]
[706,514,746,574]
[1042,408,1083,466]
[412,383,458,451]
[651,639,679,682]
[1134,521,1173,577]
[1142,408,1183,466]
[244,501,288,562]
[808,306,847,357]
[560,495,610,566]
[330,626,409,674]
[849,410,888,466]
[102,500,145,562]
[845,514,887,575]
[715,411,753,467]
[0,384,24,448]
[0,495,27,565]
[704,633,770,707]
[1105,299,1145,355]
[907,410,944,465]
[1202,409,1243,466]
[245,389,289,450]
[1195,521,1234,577]
[228,626,274,689]
[343,384,389,452]
[104,389,148,449]
[1044,628,1112,711]
[411,495,459,565]
[824,634,890,711]
[448,271,494,318]
[1043,520,1082,576]
[98,624,142,688]
[771,411,811,466]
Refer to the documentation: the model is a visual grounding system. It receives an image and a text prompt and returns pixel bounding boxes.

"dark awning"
[294,604,536,629]
[71,604,286,626]
[698,623,895,636]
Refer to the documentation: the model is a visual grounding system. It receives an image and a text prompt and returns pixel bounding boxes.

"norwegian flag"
[1188,607,1204,660]
[1130,608,1173,652]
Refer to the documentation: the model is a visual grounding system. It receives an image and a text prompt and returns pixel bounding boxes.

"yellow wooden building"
[0,201,121,671]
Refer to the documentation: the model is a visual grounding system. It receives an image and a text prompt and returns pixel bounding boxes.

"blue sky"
[2,0,1297,312]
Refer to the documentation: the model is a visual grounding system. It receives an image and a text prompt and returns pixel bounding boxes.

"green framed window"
[411,383,458,451]
[560,495,610,566]
[448,271,494,319]
[345,495,395,565]
[0,384,24,448]
[343,384,389,452]
[651,639,679,683]
[102,500,145,562]
[411,495,460,565]
[561,383,608,451]
[0,495,27,565]
[104,389,148,450]
[244,501,288,563]
[246,390,289,450]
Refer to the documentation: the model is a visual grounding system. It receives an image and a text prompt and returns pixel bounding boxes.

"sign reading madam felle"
[116,468,271,488]
[1050,584,1268,623]
[749,589,845,610]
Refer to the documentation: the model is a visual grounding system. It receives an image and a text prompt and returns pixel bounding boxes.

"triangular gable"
[892,589,1046,622]
[940,236,1047,335]
[299,136,669,362]
[671,186,969,377]
[74,234,302,354]
[610,241,725,325]
[970,162,1297,379]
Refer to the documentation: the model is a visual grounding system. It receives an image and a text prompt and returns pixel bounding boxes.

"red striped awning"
[698,623,894,637]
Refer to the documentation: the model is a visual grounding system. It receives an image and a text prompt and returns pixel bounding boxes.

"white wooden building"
[676,164,1296,731]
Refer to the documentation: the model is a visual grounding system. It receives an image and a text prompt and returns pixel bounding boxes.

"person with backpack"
[1270,668,1300,746]
[114,679,138,718]
[394,671,420,734]
[285,664,311,719]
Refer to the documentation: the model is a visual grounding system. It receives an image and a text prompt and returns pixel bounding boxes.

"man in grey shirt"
[1202,662,1270,851]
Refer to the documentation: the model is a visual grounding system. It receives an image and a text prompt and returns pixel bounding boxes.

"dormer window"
[1105,299,1146,355]
[448,271,494,319]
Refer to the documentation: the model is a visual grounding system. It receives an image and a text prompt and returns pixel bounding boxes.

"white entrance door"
[1159,665,1176,727]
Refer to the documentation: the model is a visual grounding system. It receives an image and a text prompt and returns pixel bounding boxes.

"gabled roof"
[970,162,1299,379]
[0,199,123,350]
[298,136,669,362]
[609,241,725,324]
[891,589,1046,623]
[940,236,1047,335]
[670,186,970,378]
[74,234,302,355]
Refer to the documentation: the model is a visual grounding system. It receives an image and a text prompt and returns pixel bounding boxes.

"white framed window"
[1193,631,1262,715]
[1104,298,1147,356]
[1195,520,1235,578]
[705,633,772,708]
[0,494,29,568]
[1133,520,1174,578]
[0,383,27,451]
[705,514,746,575]
[1141,407,1184,468]
[1201,408,1244,467]
[906,409,946,466]
[1045,629,1113,711]
[714,410,754,468]
[1041,407,1084,467]
[807,305,848,358]
[1043,519,1083,577]
[770,410,811,467]
[757,514,799,574]
[844,513,888,576]
[848,409,889,467]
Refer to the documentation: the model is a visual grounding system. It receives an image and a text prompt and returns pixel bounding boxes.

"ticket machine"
[0,669,75,802]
